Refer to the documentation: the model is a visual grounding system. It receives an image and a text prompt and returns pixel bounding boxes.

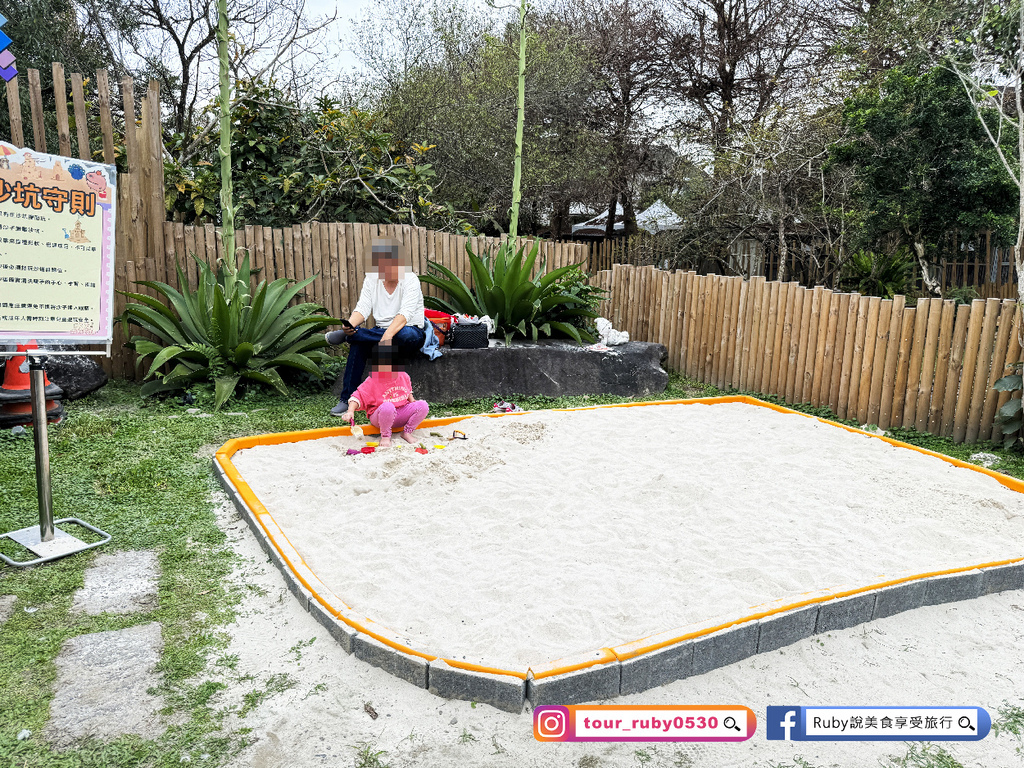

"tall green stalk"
[217,0,236,273]
[508,0,528,239]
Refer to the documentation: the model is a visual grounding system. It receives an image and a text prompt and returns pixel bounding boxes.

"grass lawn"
[1,372,1023,766]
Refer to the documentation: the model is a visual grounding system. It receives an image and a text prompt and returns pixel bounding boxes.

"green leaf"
[214,376,241,411]
[998,398,1022,419]
[994,374,1023,392]
[146,345,187,379]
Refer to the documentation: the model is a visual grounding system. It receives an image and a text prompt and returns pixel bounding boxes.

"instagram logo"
[534,706,570,741]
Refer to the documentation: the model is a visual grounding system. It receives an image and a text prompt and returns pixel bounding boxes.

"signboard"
[0,142,117,344]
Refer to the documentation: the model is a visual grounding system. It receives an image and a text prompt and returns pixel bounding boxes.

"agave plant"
[121,253,336,409]
[419,239,599,345]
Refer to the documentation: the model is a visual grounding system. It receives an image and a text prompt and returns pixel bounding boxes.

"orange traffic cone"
[0,342,64,427]
[0,343,63,402]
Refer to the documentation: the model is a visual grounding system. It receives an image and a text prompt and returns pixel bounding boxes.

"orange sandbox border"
[214,395,1024,684]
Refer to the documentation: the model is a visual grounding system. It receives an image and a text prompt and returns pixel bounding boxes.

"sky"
[302,0,501,76]
[302,0,372,72]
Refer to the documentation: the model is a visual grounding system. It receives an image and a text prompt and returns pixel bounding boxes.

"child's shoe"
[492,400,523,413]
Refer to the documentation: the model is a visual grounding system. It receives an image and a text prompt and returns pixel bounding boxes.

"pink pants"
[369,400,429,438]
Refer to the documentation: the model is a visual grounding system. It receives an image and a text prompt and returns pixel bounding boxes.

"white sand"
[229,402,1024,670]
[212,489,1024,768]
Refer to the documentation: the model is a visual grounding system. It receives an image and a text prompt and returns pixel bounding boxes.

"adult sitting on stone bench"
[326,239,430,417]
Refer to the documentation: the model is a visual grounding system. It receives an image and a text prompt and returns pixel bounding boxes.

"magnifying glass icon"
[723,716,741,732]
[958,716,976,731]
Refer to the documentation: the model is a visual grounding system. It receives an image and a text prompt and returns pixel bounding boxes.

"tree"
[945,1,1024,332]
[832,63,1017,294]
[550,0,669,237]
[164,79,449,229]
[80,0,338,150]
[662,0,828,149]
[354,0,609,235]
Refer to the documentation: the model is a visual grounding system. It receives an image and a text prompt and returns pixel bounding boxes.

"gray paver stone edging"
[427,659,525,713]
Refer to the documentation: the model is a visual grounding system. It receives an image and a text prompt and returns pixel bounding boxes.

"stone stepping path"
[71,550,159,615]
[42,550,164,747]
[45,622,164,747]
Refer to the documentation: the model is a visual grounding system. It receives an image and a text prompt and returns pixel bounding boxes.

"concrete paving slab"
[980,562,1024,595]
[815,592,876,633]
[873,580,928,619]
[922,570,983,606]
[71,550,159,615]
[307,598,357,654]
[691,622,759,675]
[45,622,164,747]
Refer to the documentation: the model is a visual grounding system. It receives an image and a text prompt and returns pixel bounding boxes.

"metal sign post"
[0,352,111,567]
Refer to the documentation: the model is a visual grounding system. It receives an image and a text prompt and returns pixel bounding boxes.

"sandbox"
[214,398,1024,711]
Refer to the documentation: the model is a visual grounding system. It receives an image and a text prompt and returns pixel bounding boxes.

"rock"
[970,452,1000,468]
[45,623,165,747]
[37,353,108,401]
[71,550,159,615]
[332,340,669,404]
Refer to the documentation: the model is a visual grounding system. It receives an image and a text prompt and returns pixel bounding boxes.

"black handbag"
[448,321,489,349]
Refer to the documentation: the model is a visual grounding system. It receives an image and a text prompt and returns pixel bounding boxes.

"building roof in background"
[571,199,682,236]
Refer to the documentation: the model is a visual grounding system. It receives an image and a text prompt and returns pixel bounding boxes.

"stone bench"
[332,340,669,405]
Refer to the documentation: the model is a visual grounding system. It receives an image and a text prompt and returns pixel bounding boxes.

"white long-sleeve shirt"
[354,271,425,329]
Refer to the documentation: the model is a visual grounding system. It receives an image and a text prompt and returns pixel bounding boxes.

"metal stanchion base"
[0,518,111,567]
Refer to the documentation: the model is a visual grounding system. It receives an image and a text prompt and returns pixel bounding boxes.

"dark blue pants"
[333,325,426,401]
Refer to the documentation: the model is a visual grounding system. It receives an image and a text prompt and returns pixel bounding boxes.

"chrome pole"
[29,357,54,542]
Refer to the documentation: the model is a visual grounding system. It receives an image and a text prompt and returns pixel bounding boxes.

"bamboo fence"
[592,264,1021,444]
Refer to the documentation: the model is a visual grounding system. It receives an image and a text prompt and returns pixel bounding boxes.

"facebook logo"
[766,706,802,741]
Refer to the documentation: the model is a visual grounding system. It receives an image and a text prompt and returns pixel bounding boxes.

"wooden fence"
[592,264,1021,444]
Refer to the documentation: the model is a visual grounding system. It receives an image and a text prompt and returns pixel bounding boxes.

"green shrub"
[420,239,599,344]
[547,265,606,339]
[944,285,979,306]
[840,247,914,298]
[120,253,336,409]
[994,361,1023,449]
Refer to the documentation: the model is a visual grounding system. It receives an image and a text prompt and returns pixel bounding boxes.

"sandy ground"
[229,403,1024,671]
[210,491,1024,768]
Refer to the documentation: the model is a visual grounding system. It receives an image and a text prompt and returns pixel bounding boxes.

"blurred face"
[367,239,412,280]
[375,254,401,281]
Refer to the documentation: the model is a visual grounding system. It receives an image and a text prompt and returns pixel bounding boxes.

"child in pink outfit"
[339,347,429,447]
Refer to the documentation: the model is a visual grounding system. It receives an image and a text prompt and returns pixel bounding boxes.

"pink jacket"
[352,372,413,418]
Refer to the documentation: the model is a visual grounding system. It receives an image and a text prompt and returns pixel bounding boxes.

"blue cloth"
[336,324,427,402]
[421,321,442,361]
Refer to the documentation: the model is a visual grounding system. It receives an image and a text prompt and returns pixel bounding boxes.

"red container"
[424,309,453,346]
